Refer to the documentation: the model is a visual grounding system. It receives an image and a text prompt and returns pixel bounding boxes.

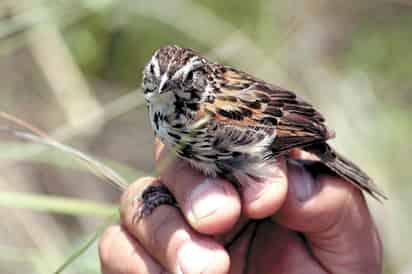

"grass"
[0,0,410,273]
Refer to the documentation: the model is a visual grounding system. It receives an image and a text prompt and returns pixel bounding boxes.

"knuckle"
[315,176,366,231]
[149,209,183,251]
[98,226,120,265]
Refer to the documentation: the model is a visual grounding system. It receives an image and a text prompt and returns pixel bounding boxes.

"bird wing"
[201,67,334,155]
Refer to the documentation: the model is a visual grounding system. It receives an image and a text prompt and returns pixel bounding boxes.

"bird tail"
[303,143,387,202]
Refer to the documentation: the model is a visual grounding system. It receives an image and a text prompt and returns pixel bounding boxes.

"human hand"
[99,140,382,274]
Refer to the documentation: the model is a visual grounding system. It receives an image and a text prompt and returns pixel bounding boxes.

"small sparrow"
[139,45,385,216]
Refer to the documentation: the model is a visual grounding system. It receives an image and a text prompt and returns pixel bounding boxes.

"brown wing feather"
[202,67,334,155]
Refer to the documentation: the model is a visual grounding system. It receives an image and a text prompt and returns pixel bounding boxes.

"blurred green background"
[0,0,411,273]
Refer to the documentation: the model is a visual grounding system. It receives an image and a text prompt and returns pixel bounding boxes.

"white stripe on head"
[172,56,203,80]
[150,55,161,77]
[159,73,169,92]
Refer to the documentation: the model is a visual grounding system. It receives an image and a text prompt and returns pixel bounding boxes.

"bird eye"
[143,85,155,94]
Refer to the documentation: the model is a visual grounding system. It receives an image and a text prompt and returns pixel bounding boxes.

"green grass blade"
[0,191,118,217]
[54,214,118,274]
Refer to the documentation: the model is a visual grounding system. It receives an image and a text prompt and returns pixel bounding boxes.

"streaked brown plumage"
[139,45,385,216]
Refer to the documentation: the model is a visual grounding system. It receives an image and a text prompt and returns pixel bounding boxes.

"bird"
[138,45,386,217]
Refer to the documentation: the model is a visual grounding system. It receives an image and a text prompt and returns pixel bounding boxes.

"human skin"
[99,140,383,274]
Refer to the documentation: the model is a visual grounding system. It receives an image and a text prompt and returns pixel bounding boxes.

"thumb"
[274,160,382,274]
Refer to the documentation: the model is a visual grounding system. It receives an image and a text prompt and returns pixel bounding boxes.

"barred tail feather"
[304,143,387,202]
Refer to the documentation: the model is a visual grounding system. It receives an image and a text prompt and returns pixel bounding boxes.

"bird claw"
[133,184,178,223]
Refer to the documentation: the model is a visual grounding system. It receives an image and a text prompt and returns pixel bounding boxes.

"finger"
[236,157,288,219]
[275,160,382,273]
[99,225,165,274]
[120,177,230,274]
[228,220,327,274]
[155,139,241,234]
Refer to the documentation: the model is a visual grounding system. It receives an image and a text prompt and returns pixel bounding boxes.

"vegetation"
[0,1,410,273]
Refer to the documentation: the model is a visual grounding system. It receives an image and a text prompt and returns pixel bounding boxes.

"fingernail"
[187,179,225,221]
[177,241,214,274]
[289,161,316,201]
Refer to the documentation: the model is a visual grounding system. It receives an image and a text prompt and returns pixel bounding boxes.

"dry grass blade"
[0,112,128,191]
[0,111,48,137]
